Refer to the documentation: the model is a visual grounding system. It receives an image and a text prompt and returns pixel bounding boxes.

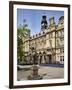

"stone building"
[23,15,64,64]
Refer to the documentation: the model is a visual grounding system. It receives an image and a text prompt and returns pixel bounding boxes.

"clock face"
[41,23,44,26]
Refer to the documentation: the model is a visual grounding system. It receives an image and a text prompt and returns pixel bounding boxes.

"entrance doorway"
[48,54,52,64]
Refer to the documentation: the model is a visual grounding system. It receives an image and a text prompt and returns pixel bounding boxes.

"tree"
[17,19,30,63]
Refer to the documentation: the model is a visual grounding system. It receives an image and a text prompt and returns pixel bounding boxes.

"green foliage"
[17,20,30,62]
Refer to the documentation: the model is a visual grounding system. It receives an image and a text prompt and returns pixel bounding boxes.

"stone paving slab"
[17,65,64,81]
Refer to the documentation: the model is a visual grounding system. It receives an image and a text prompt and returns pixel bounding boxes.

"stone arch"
[39,52,41,54]
[43,51,46,54]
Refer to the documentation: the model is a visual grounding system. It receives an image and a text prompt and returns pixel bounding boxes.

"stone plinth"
[32,65,38,76]
[27,65,43,80]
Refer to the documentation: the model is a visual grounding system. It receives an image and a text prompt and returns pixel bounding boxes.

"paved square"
[17,65,64,80]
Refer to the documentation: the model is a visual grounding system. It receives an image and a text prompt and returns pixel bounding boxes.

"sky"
[17,9,64,36]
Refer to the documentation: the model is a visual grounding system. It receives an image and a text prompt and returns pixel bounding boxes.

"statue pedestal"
[27,65,43,80]
[32,65,38,76]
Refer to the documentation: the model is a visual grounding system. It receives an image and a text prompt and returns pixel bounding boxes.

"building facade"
[23,15,64,64]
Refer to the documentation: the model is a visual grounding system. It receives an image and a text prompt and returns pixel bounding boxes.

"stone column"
[38,54,40,65]
[46,55,49,63]
[41,55,45,64]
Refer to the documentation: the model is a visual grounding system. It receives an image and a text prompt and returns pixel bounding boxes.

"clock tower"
[41,15,48,31]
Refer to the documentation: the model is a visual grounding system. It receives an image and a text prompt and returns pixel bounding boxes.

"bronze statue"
[33,52,38,65]
[30,47,38,65]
